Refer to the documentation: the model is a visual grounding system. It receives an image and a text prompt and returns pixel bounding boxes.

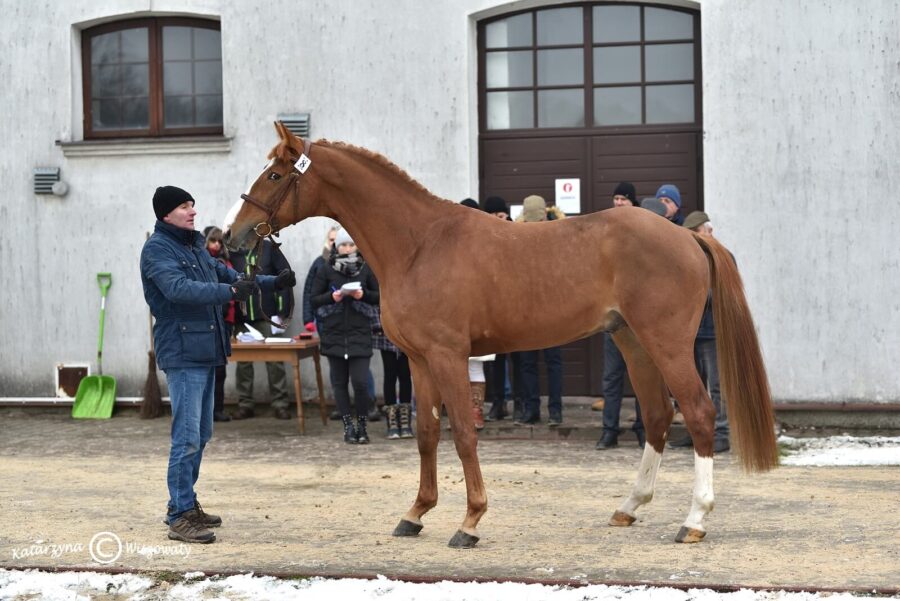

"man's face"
[612,195,634,208]
[693,223,714,237]
[659,197,678,218]
[163,201,196,231]
[491,211,509,220]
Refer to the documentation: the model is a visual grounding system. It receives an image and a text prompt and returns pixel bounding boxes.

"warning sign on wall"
[555,178,580,214]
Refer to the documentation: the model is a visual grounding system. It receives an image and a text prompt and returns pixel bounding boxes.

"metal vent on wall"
[278,113,310,138]
[34,168,60,194]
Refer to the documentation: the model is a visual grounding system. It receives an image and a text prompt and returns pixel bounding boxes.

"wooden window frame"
[82,17,223,139]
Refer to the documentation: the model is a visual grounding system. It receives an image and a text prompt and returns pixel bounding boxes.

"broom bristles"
[140,351,163,419]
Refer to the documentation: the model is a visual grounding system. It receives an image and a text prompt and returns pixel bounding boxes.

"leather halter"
[235,138,313,331]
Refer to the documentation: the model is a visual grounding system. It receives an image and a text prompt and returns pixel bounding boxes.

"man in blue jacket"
[140,185,295,543]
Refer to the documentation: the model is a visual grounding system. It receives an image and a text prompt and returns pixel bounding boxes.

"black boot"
[399,403,414,438]
[357,415,370,444]
[595,431,619,450]
[386,405,401,439]
[367,398,381,422]
[341,415,358,444]
[486,401,507,421]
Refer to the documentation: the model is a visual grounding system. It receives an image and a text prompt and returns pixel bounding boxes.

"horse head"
[223,121,322,251]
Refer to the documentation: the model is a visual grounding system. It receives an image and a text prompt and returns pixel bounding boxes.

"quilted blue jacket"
[140,221,275,369]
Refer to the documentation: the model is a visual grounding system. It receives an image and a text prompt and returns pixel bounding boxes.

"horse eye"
[268,172,281,181]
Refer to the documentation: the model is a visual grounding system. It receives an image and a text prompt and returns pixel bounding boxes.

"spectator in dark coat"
[302,226,339,331]
[311,228,380,444]
[656,184,685,226]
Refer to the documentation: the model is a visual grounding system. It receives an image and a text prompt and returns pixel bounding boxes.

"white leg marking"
[683,453,715,531]
[617,445,663,517]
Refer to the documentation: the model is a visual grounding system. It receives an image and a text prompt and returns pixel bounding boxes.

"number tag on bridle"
[294,154,312,174]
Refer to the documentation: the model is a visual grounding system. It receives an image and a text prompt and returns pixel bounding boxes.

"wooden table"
[229,338,327,434]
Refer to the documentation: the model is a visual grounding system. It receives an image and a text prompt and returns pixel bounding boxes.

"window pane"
[193,28,221,60]
[645,43,693,81]
[120,28,148,62]
[646,84,694,123]
[593,46,640,84]
[163,26,192,60]
[122,64,149,95]
[537,48,582,86]
[165,96,194,127]
[485,13,532,48]
[92,65,120,97]
[194,61,222,94]
[486,51,532,88]
[594,86,641,125]
[122,97,149,129]
[645,8,694,41]
[487,91,533,129]
[164,62,193,95]
[537,7,582,46]
[92,99,121,129]
[91,32,119,65]
[593,6,640,43]
[196,95,223,126]
[538,89,583,128]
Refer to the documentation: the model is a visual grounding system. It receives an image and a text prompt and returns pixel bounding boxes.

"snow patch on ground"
[0,570,892,600]
[779,435,900,466]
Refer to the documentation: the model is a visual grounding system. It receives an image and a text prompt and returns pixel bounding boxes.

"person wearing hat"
[310,227,381,445]
[140,185,296,544]
[655,184,684,225]
[483,195,510,220]
[669,211,730,453]
[515,195,566,426]
[596,183,645,450]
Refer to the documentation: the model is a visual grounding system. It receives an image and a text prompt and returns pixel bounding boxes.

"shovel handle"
[97,273,112,374]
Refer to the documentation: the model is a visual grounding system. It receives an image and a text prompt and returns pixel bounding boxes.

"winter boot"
[167,509,216,544]
[341,414,358,444]
[386,404,401,439]
[357,415,370,444]
[399,403,415,438]
[471,382,486,431]
[486,400,507,421]
[367,397,381,422]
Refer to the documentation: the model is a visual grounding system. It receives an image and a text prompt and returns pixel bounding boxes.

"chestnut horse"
[224,123,778,548]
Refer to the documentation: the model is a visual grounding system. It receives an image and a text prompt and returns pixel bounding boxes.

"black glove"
[231,278,257,301]
[274,269,297,290]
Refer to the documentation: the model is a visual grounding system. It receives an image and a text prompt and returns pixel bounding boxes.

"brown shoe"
[591,398,605,411]
[193,501,222,527]
[231,407,255,420]
[273,407,291,420]
[167,509,216,544]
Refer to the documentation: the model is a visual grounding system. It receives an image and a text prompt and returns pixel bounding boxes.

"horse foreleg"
[429,353,487,548]
[608,328,673,527]
[393,356,441,538]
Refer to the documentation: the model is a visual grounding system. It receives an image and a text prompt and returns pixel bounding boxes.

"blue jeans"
[520,347,563,416]
[601,333,643,435]
[695,338,728,441]
[165,366,215,520]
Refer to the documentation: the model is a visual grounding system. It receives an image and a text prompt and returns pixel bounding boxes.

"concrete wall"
[702,0,900,403]
[1,0,897,404]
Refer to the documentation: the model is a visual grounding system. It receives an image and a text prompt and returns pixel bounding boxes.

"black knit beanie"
[460,198,479,209]
[613,182,636,205]
[483,196,508,215]
[153,186,194,221]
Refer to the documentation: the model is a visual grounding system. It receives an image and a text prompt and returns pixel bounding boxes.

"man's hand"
[231,279,257,301]
[275,269,296,289]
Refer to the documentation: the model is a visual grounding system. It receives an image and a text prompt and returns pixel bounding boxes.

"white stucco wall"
[1,0,897,404]
[702,0,900,402]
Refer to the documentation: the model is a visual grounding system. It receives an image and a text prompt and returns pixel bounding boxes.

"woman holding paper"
[310,228,380,444]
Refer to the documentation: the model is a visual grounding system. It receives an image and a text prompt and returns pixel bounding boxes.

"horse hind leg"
[393,356,441,538]
[607,327,674,527]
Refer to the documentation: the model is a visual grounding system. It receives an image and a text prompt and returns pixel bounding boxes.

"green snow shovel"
[73,273,117,419]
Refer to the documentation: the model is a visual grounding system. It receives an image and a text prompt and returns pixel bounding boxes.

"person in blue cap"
[655,184,684,225]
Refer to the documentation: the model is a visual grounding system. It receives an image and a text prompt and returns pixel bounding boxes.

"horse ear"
[274,121,287,140]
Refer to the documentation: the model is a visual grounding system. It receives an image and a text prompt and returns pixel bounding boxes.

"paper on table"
[264,337,293,343]
[236,322,264,342]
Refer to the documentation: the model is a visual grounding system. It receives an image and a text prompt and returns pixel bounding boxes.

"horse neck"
[316,145,449,282]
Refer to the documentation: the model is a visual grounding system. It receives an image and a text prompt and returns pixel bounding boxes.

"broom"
[140,308,163,419]
[140,231,163,419]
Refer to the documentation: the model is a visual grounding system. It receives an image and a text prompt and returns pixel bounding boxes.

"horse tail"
[693,234,779,473]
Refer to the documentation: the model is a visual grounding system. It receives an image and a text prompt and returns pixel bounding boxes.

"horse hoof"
[675,526,706,543]
[448,529,479,548]
[608,510,636,527]
[392,519,423,537]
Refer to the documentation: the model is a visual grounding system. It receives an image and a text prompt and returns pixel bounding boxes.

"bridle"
[236,138,313,331]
